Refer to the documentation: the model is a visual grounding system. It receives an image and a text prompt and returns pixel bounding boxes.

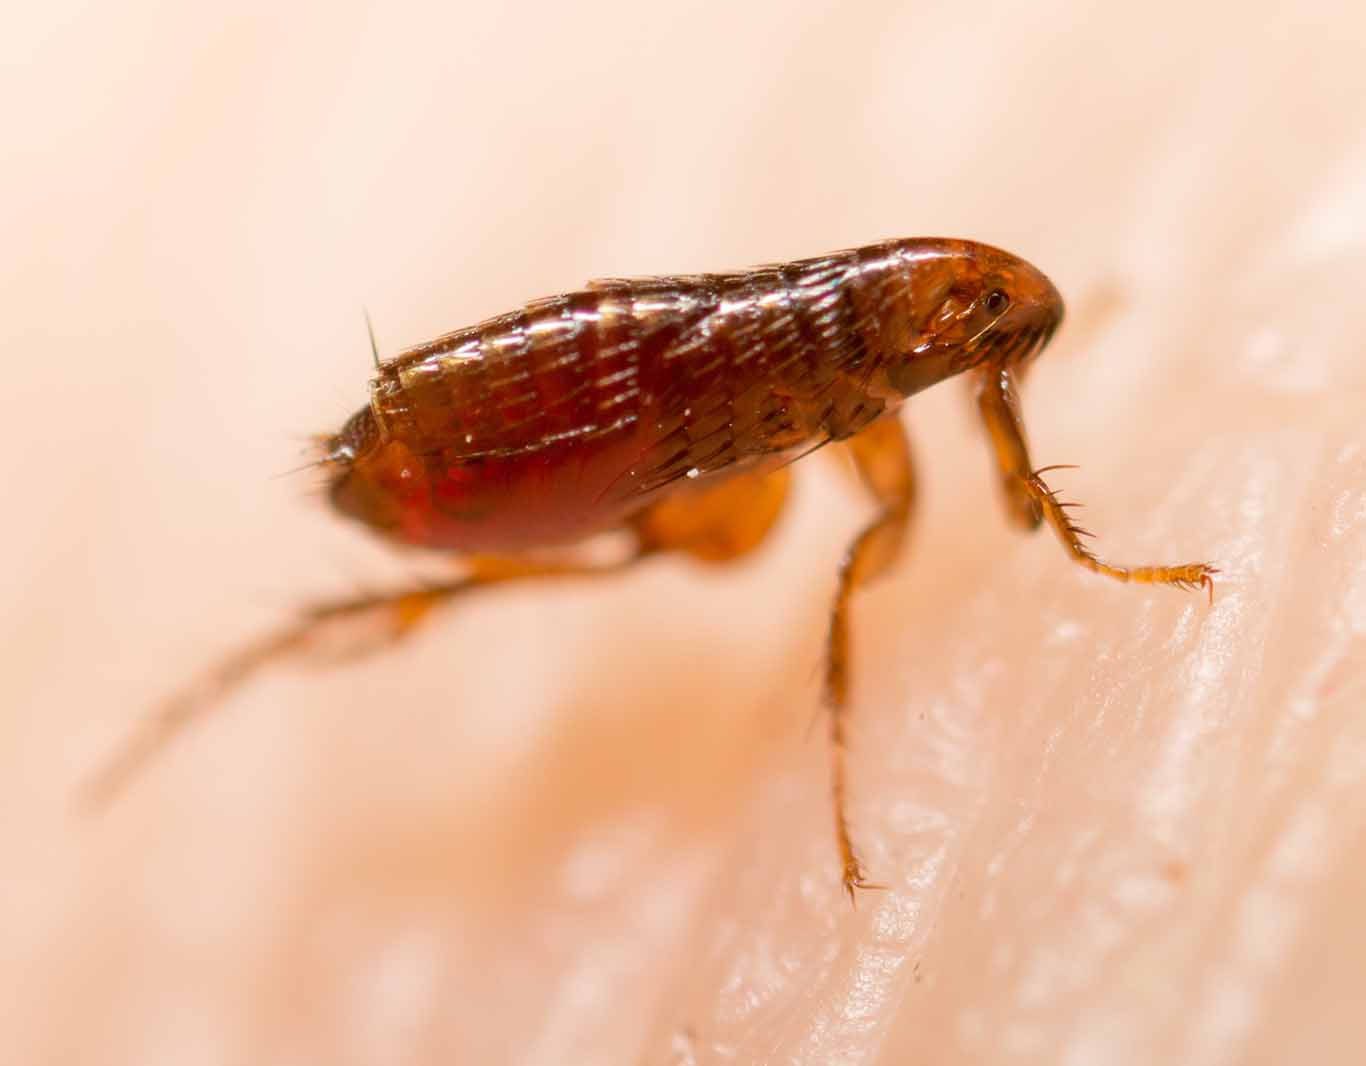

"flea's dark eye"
[985,288,1010,314]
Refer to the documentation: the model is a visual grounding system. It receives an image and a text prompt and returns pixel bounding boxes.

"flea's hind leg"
[83,553,641,809]
[88,469,796,811]
[629,465,791,562]
[974,365,1217,600]
[826,415,917,902]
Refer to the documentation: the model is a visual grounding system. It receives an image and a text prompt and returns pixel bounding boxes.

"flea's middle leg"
[826,415,917,902]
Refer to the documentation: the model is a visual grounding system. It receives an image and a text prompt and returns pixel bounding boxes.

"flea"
[89,238,1216,901]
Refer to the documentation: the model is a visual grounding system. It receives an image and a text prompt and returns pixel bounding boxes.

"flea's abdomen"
[325,238,1058,552]
[329,421,660,552]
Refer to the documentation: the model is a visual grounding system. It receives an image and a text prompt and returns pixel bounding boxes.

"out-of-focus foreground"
[3,2,1365,1064]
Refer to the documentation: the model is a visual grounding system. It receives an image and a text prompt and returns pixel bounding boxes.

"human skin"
[3,2,1366,1064]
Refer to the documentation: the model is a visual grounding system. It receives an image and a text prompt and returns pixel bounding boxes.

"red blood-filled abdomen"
[329,418,659,552]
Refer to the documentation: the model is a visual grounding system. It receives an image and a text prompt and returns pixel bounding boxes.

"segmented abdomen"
[371,241,915,514]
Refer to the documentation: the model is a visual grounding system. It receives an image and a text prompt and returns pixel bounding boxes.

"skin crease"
[3,1,1366,1064]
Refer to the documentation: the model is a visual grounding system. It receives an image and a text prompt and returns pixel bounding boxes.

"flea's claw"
[1201,565,1220,605]
[842,861,888,906]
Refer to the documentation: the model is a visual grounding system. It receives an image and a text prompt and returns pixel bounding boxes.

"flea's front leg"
[973,365,1217,600]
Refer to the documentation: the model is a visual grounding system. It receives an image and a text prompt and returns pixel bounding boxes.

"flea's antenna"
[364,308,382,370]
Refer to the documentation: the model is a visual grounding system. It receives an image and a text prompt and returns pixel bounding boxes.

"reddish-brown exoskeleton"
[90,238,1215,900]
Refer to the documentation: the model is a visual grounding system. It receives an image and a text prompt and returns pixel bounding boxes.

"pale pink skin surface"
[4,3,1366,1064]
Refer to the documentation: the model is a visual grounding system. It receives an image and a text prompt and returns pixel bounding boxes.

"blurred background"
[4,1,1366,1063]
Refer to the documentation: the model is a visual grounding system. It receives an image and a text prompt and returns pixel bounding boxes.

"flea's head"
[882,237,1064,397]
